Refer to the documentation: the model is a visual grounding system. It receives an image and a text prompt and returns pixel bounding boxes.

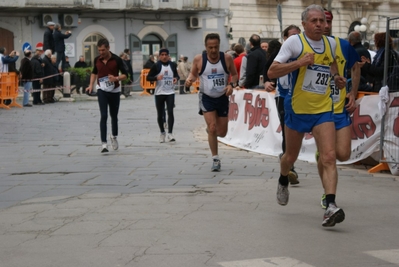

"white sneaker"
[101,143,108,153]
[167,133,175,142]
[159,133,166,143]
[110,135,118,150]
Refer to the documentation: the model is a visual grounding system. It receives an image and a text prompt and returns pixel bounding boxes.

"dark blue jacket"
[53,30,71,52]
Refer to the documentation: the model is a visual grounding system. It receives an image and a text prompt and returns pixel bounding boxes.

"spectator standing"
[363,32,397,92]
[261,40,268,58]
[146,48,179,143]
[50,54,59,102]
[177,55,190,94]
[42,49,55,103]
[74,55,88,94]
[124,48,134,84]
[268,4,346,227]
[62,56,71,71]
[0,47,19,73]
[19,49,34,107]
[348,31,372,91]
[233,44,245,79]
[364,42,376,63]
[185,33,238,172]
[53,24,71,71]
[31,46,45,105]
[86,38,128,153]
[244,34,267,89]
[143,55,155,69]
[43,21,55,53]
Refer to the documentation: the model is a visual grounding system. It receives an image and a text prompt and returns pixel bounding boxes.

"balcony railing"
[0,0,218,10]
[183,0,209,9]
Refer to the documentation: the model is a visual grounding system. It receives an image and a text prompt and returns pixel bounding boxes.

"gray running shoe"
[276,183,289,206]
[288,168,299,185]
[159,133,166,143]
[322,203,345,227]
[211,159,221,172]
[110,135,118,150]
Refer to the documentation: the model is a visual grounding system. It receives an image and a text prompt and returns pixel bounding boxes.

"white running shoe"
[167,133,175,142]
[110,135,118,150]
[101,143,108,153]
[159,133,166,143]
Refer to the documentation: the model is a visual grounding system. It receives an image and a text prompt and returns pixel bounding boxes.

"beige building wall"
[229,0,399,47]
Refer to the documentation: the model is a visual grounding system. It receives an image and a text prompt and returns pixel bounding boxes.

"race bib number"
[330,79,340,103]
[163,76,174,91]
[98,76,115,92]
[207,73,225,93]
[302,64,330,95]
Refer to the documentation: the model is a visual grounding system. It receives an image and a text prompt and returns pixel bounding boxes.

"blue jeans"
[23,82,32,105]
[97,89,120,143]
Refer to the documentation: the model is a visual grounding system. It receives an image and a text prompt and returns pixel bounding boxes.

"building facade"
[229,0,399,49]
[0,0,232,75]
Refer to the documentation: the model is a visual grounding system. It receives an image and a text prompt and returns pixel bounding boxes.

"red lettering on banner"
[243,93,269,130]
[228,94,239,121]
[351,105,376,139]
[389,96,399,137]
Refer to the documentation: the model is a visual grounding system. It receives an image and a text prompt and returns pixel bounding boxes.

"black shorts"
[198,93,229,117]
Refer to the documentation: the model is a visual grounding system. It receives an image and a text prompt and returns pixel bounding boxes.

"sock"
[325,194,336,208]
[212,155,219,160]
[279,174,289,186]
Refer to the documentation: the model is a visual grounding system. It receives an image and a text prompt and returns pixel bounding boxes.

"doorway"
[83,33,106,67]
[142,34,162,63]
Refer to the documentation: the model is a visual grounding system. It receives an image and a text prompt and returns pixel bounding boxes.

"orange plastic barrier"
[191,78,200,94]
[356,91,378,99]
[140,69,156,96]
[0,72,22,109]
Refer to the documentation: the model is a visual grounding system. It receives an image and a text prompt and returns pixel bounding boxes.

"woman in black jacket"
[363,32,397,92]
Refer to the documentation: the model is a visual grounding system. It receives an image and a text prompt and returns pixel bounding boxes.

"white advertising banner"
[219,90,399,172]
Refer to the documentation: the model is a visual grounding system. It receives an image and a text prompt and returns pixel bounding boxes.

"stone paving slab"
[0,92,398,267]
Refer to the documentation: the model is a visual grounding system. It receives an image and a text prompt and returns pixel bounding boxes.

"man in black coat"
[348,31,372,91]
[42,49,55,103]
[31,49,45,105]
[243,34,267,89]
[43,21,55,53]
[53,24,72,71]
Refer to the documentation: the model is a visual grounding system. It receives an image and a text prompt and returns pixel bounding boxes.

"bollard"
[63,71,71,97]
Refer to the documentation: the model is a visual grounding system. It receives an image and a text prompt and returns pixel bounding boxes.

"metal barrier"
[0,72,22,110]
[372,16,399,173]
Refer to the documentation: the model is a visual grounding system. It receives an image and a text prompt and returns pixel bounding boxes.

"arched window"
[83,33,106,66]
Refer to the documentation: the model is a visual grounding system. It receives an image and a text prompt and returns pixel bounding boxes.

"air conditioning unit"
[41,14,59,27]
[188,16,202,29]
[61,14,79,28]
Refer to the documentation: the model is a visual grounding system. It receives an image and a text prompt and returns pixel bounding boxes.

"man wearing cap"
[43,21,55,53]
[146,48,179,143]
[315,9,362,208]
